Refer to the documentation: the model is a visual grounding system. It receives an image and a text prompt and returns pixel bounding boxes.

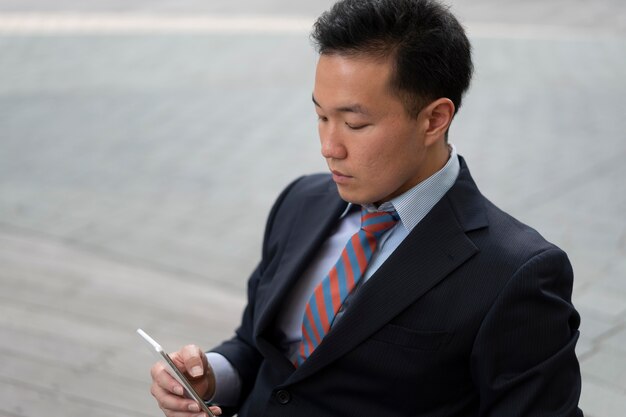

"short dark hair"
[312,0,473,118]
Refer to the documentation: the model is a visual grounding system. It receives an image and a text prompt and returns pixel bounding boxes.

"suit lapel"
[287,159,489,384]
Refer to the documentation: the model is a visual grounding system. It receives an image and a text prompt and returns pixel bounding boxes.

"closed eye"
[345,122,370,130]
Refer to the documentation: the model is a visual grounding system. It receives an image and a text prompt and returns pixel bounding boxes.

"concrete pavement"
[0,1,625,416]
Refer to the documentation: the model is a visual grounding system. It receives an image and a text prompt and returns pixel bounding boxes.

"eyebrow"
[312,94,370,115]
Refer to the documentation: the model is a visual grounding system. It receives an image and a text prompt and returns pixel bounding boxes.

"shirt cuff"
[205,352,242,407]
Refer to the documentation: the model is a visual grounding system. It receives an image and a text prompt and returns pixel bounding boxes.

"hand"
[150,344,222,417]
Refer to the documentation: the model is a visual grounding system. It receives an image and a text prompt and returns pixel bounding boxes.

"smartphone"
[137,328,216,417]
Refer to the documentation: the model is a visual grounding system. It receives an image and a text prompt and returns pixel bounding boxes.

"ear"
[421,98,455,147]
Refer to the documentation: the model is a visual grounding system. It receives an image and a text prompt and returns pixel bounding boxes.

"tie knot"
[360,208,399,235]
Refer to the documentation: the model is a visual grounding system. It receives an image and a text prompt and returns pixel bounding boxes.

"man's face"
[313,53,432,205]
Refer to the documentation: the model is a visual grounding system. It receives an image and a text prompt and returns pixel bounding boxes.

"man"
[150,0,583,416]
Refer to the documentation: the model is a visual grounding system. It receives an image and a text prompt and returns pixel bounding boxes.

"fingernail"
[174,385,184,396]
[188,403,200,412]
[190,366,203,377]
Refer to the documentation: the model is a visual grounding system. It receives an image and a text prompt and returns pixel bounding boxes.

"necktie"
[296,208,399,366]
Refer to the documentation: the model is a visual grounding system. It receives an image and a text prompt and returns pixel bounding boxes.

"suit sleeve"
[208,176,305,412]
[470,248,583,416]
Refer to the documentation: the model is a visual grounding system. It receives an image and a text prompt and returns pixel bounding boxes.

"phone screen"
[137,328,216,417]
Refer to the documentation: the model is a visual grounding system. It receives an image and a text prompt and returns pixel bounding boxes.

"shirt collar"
[361,144,460,232]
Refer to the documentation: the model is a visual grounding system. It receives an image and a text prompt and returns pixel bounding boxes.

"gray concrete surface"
[0,0,625,416]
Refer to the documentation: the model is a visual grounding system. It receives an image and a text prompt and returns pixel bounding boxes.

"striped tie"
[296,208,399,366]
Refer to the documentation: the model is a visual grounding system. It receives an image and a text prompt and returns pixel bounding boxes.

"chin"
[336,187,375,206]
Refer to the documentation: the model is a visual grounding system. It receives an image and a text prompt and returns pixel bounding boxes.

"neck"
[421,142,452,179]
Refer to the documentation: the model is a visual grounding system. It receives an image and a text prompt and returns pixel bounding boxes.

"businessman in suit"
[150,0,583,416]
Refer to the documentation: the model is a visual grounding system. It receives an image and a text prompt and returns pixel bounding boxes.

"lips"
[331,169,352,184]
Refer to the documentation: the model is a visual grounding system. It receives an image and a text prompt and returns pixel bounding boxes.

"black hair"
[312,0,473,117]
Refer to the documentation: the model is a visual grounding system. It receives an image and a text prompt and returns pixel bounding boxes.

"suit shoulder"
[288,173,334,195]
[271,173,334,207]
[478,197,566,265]
[263,173,336,232]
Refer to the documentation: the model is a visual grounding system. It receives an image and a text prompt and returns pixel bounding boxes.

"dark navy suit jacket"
[212,157,583,417]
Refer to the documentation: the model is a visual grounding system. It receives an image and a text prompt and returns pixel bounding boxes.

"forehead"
[313,53,397,110]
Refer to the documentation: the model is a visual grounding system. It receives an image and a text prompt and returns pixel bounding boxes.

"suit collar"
[447,155,489,232]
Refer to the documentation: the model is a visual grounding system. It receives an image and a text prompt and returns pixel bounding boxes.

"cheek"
[358,138,396,168]
[380,140,423,183]
[358,149,392,176]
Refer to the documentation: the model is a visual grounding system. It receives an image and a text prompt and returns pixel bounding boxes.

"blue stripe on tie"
[322,276,335,324]
[363,213,390,228]
[298,339,311,365]
[345,240,360,287]
[335,253,349,301]
[302,319,317,350]
[358,230,373,259]
[371,212,396,227]
[308,296,325,342]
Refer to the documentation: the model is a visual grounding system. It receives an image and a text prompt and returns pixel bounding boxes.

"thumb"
[181,344,206,378]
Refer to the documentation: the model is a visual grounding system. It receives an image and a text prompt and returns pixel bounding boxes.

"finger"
[183,404,222,417]
[151,381,201,413]
[183,409,221,417]
[152,362,185,396]
[159,410,207,417]
[180,344,206,378]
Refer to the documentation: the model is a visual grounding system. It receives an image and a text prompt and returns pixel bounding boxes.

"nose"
[320,124,347,160]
